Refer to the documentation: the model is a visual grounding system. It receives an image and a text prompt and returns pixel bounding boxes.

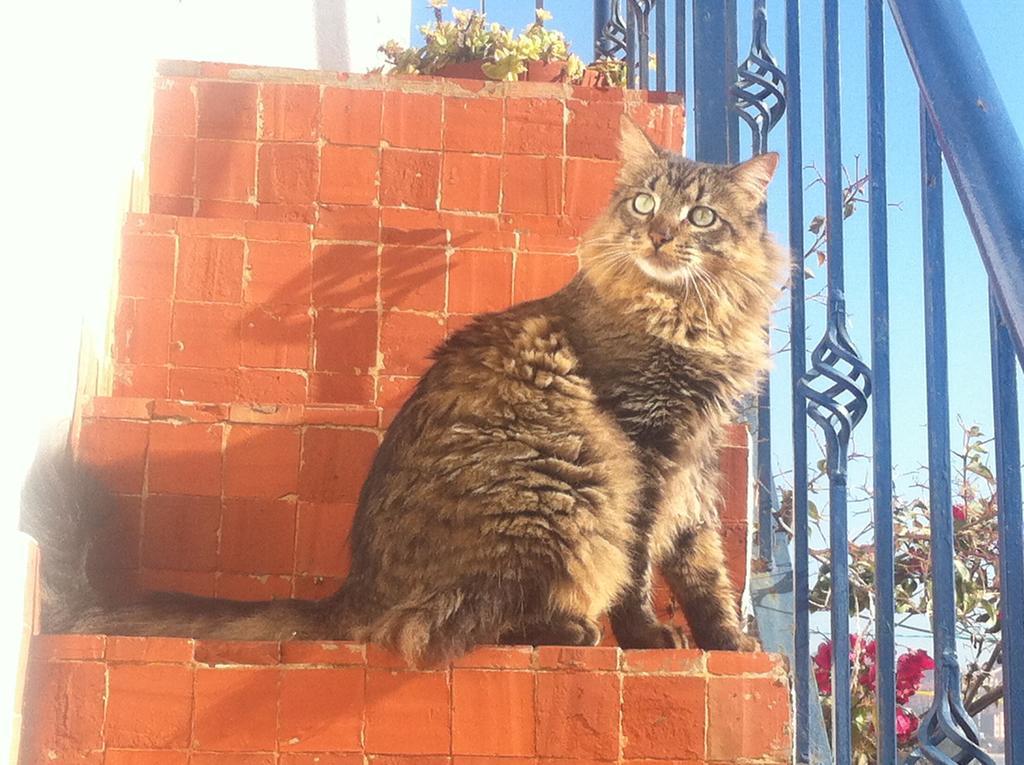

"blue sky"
[413,1,1024,500]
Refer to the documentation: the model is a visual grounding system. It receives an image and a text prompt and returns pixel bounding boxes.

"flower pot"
[579,65,626,89]
[433,60,489,80]
[522,60,568,83]
[580,69,609,88]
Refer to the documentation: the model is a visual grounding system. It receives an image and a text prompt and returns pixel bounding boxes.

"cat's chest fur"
[572,322,730,457]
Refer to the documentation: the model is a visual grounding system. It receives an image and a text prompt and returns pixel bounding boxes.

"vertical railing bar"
[822,5,845,294]
[989,295,1024,765]
[655,0,667,91]
[733,0,784,568]
[755,0,774,567]
[866,0,896,762]
[674,0,686,102]
[919,100,957,758]
[822,1,851,762]
[636,2,650,90]
[690,0,736,164]
[757,206,774,564]
[785,0,810,757]
[626,4,637,89]
[756,398,773,564]
[917,103,994,765]
[725,0,739,163]
[593,0,611,59]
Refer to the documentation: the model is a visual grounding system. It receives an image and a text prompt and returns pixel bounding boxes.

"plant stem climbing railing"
[589,0,1024,763]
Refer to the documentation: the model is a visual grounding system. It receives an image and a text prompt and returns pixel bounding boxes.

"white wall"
[154,0,411,73]
[1,6,158,759]
[0,2,410,760]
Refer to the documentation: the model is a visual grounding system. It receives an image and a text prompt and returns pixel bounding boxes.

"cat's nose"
[649,230,674,249]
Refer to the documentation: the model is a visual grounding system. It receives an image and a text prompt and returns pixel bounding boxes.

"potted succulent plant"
[579,57,629,88]
[378,3,586,83]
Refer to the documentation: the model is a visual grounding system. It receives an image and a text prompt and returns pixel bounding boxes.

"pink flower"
[953,503,968,521]
[896,707,921,742]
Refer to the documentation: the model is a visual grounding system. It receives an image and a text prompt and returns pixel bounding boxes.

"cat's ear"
[730,152,779,197]
[618,115,660,165]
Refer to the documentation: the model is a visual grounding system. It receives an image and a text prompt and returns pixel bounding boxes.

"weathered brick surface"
[22,638,790,764]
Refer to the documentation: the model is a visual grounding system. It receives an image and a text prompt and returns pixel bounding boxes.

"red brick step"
[22,636,790,764]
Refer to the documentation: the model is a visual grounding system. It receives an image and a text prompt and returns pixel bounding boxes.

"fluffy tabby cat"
[23,118,782,666]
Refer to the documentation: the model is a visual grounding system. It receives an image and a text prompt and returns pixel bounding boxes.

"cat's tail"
[18,435,356,641]
[18,437,496,663]
[18,433,109,633]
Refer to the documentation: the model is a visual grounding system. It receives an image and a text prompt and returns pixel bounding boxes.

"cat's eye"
[688,206,717,227]
[632,193,657,215]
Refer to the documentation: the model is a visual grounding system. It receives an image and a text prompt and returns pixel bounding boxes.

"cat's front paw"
[616,622,687,649]
[733,633,761,652]
[699,629,760,652]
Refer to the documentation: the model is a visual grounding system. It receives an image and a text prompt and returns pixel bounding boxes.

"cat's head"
[581,116,780,305]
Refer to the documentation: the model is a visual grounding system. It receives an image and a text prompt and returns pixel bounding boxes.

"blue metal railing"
[587,0,1024,763]
[988,295,1023,765]
[917,102,994,765]
[866,1,897,760]
[785,0,814,756]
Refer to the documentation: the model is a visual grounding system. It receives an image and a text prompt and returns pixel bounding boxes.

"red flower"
[953,503,968,521]
[813,637,880,694]
[896,649,935,704]
[813,641,832,694]
[856,637,877,690]
[896,707,921,742]
[816,641,933,705]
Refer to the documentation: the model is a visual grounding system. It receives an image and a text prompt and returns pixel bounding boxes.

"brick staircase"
[20,62,791,764]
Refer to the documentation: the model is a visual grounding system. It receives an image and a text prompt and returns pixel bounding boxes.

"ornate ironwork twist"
[797,294,872,468]
[732,0,787,154]
[627,0,655,23]
[905,680,996,765]
[596,0,629,59]
[730,0,787,565]
[626,0,655,51]
[627,0,656,88]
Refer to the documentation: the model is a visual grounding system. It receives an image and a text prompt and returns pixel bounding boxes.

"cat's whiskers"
[693,267,721,304]
[724,267,769,298]
[686,267,722,330]
[584,247,634,286]
[691,277,712,329]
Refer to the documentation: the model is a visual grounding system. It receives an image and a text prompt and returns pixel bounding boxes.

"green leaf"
[481,54,524,81]
[967,460,995,482]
